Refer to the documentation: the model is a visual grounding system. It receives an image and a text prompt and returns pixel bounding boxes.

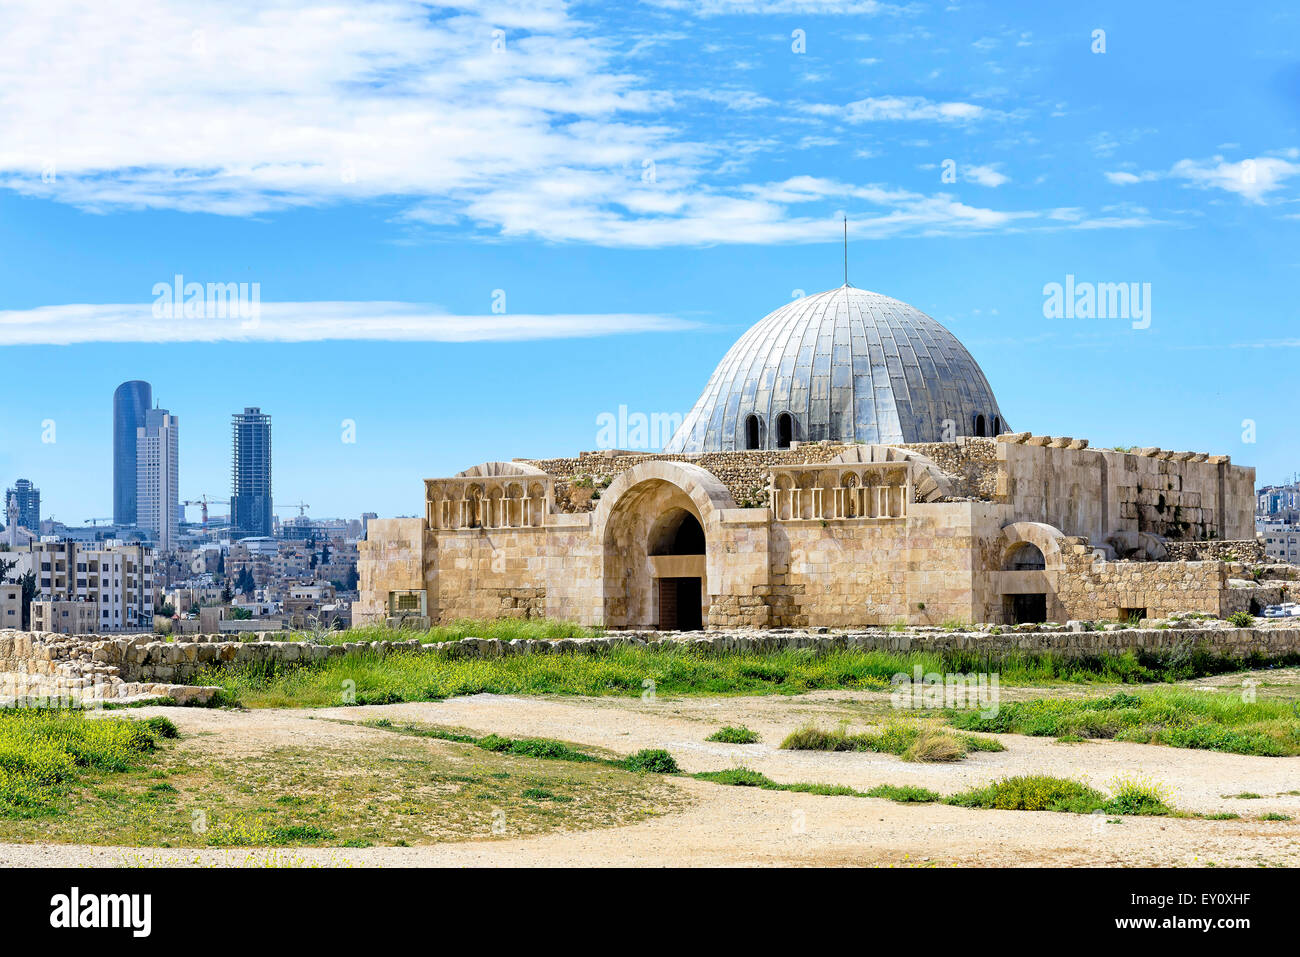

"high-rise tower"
[231,407,272,538]
[113,380,152,524]
[137,408,179,551]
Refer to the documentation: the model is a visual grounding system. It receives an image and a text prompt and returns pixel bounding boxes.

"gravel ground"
[2,687,1295,868]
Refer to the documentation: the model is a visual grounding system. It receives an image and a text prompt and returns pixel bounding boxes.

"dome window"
[776,413,794,449]
[973,414,988,437]
[743,415,761,450]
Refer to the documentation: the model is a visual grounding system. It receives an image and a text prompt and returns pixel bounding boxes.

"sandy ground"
[2,687,1297,867]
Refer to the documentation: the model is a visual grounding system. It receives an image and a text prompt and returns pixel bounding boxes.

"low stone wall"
[5,621,1300,705]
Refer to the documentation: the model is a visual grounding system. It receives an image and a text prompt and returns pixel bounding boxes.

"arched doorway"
[592,462,733,630]
[776,412,793,449]
[649,509,705,630]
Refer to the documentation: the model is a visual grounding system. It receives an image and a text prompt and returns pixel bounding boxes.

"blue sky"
[1,0,1298,521]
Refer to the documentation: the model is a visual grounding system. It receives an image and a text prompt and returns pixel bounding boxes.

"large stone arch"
[592,462,736,629]
[999,521,1067,571]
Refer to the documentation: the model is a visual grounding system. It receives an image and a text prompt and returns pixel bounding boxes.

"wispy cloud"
[638,0,913,15]
[1106,152,1300,204]
[807,95,989,123]
[0,302,698,345]
[0,0,1132,247]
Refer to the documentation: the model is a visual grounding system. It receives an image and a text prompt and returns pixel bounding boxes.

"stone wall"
[6,625,1300,703]
[1166,540,1267,563]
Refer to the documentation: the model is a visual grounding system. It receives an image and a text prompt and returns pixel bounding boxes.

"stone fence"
[4,621,1300,708]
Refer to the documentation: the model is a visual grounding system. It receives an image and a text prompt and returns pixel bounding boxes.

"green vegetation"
[945,774,1176,816]
[0,715,680,848]
[0,709,176,819]
[693,768,1176,816]
[1227,612,1255,628]
[622,749,680,774]
[863,783,942,803]
[189,640,1299,709]
[1259,812,1293,821]
[946,689,1300,757]
[290,618,604,646]
[779,722,1004,762]
[706,725,761,744]
[361,720,679,774]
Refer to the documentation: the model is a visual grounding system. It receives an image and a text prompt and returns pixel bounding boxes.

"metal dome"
[664,285,1008,453]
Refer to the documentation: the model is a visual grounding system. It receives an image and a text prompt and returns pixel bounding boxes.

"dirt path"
[0,778,1294,867]
[3,690,1288,867]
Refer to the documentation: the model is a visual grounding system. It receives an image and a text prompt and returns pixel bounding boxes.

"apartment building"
[1259,521,1300,564]
[27,538,157,631]
[0,582,21,630]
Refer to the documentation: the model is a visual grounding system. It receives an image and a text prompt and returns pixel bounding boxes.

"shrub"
[622,749,679,774]
[901,730,965,763]
[946,775,1106,813]
[1227,611,1254,628]
[864,784,941,803]
[1102,775,1175,816]
[695,767,771,787]
[706,726,761,744]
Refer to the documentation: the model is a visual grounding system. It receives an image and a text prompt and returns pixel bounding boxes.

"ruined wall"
[356,518,425,624]
[762,503,985,628]
[996,435,1255,544]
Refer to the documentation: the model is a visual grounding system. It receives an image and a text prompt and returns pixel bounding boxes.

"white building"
[1259,520,1300,564]
[137,408,180,552]
[24,539,157,631]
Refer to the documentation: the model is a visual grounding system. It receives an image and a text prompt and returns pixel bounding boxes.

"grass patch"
[362,720,679,775]
[0,729,680,848]
[706,725,761,744]
[186,640,1300,709]
[622,749,680,774]
[944,774,1177,816]
[1259,812,1293,821]
[946,688,1300,757]
[286,618,604,646]
[863,784,941,803]
[779,721,1003,762]
[0,709,173,819]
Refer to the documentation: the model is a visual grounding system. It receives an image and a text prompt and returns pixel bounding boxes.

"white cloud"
[1105,153,1300,204]
[810,96,988,123]
[638,0,910,14]
[1169,155,1300,204]
[0,1,1124,247]
[963,164,1009,187]
[0,301,697,345]
[1104,170,1159,185]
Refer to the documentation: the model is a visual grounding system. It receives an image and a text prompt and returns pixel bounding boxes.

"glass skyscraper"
[113,380,152,525]
[231,407,272,538]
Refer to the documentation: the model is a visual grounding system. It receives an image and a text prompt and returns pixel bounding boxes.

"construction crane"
[289,501,310,517]
[182,495,217,527]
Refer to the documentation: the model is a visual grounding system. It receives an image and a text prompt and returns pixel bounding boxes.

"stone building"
[359,286,1257,630]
